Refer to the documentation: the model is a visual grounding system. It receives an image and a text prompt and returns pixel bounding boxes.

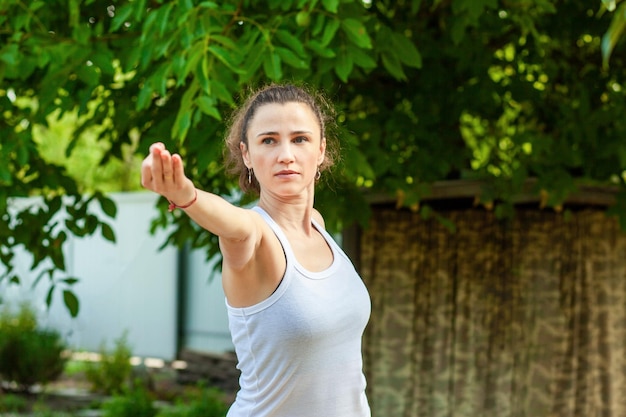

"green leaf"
[69,0,80,27]
[274,29,307,57]
[158,3,174,36]
[75,63,100,86]
[451,0,497,20]
[0,165,12,185]
[312,13,326,36]
[173,81,198,140]
[139,43,154,70]
[276,46,309,69]
[240,41,267,83]
[86,215,99,234]
[392,32,422,68]
[180,0,194,12]
[196,95,222,120]
[46,285,55,308]
[341,18,372,49]
[381,51,407,81]
[197,55,210,95]
[602,2,626,68]
[602,0,617,12]
[16,141,29,165]
[136,83,153,111]
[172,54,186,85]
[174,111,192,141]
[335,49,353,82]
[101,222,116,242]
[109,4,134,33]
[347,44,376,69]
[140,9,158,44]
[153,63,170,97]
[98,195,117,218]
[90,46,116,76]
[29,1,45,12]
[63,290,80,318]
[343,146,375,179]
[153,36,174,59]
[321,18,341,47]
[450,14,469,44]
[199,1,220,9]
[0,44,19,66]
[208,45,245,74]
[71,21,91,45]
[263,52,282,80]
[62,277,79,285]
[321,0,339,13]
[13,13,29,31]
[48,196,62,214]
[307,40,336,58]
[50,245,66,270]
[210,34,239,50]
[209,79,234,105]
[183,41,205,81]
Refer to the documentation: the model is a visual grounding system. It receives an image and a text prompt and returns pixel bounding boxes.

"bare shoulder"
[312,208,326,229]
[218,208,272,268]
[220,209,286,308]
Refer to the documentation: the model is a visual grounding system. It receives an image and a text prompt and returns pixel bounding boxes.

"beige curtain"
[360,207,626,417]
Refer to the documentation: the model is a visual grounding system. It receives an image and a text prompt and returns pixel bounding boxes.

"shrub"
[0,303,68,391]
[157,384,229,417]
[84,332,133,395]
[0,393,28,413]
[101,380,157,417]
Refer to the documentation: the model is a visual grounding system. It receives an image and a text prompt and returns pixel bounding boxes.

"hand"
[140,142,196,206]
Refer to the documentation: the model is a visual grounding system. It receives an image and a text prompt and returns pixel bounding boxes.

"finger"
[140,158,153,188]
[172,154,186,184]
[149,142,165,152]
[160,149,175,181]
[149,146,165,182]
[141,146,160,188]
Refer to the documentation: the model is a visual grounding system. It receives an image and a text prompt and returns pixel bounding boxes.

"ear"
[318,137,326,165]
[240,141,252,168]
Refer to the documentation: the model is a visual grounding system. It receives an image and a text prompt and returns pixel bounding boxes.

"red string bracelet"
[168,188,198,212]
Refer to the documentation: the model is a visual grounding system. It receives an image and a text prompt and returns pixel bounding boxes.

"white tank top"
[225,206,371,417]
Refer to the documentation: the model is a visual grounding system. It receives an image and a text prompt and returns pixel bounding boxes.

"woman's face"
[241,101,326,198]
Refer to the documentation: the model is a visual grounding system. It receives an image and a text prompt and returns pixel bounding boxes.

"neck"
[257,193,315,235]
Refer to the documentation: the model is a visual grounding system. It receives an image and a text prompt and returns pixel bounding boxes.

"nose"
[277,141,295,163]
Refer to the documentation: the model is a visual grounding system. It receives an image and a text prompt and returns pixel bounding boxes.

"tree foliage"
[1,0,625,315]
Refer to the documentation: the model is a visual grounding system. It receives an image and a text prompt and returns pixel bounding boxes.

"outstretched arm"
[142,142,284,307]
[140,142,258,245]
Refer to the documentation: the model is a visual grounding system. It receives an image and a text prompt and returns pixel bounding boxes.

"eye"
[293,136,309,143]
[261,137,275,145]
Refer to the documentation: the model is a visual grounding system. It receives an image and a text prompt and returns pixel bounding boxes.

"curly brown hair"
[223,83,339,194]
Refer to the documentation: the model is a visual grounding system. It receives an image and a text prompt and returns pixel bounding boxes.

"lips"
[276,170,299,177]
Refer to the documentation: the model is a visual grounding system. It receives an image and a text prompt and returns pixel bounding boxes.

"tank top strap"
[251,206,296,264]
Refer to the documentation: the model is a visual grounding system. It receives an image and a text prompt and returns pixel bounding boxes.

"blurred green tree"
[1,0,625,315]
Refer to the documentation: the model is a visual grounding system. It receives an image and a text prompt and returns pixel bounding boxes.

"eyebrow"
[256,130,313,137]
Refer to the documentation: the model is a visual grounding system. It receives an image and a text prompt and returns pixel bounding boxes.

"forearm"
[179,189,255,241]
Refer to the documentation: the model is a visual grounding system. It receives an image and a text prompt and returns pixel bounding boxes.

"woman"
[141,83,371,417]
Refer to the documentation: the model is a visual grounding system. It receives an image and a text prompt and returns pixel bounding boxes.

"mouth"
[275,170,299,177]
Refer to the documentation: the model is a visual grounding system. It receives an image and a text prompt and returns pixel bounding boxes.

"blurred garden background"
[1,0,626,416]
